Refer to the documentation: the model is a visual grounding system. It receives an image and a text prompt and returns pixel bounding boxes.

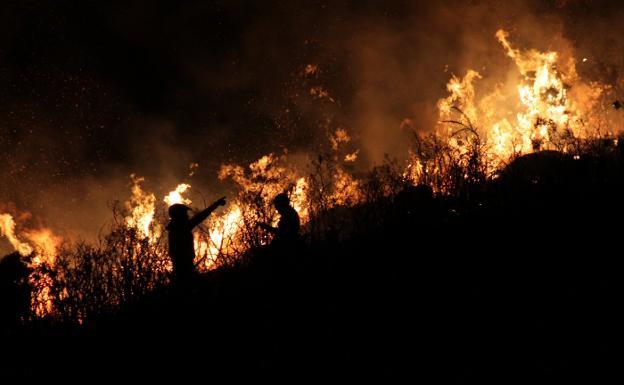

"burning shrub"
[5,28,624,327]
[29,223,171,323]
[408,126,489,199]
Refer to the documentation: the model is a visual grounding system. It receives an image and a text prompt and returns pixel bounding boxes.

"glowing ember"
[330,128,351,151]
[344,150,359,162]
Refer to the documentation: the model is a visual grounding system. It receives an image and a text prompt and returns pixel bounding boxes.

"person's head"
[168,204,191,221]
[273,193,290,212]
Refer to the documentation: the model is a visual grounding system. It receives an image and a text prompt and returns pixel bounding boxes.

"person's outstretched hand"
[215,196,227,206]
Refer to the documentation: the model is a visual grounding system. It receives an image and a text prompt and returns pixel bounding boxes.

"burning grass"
[2,29,624,325]
[7,132,621,325]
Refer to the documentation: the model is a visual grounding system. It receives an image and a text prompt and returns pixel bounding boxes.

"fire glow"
[437,29,608,168]
[1,30,616,318]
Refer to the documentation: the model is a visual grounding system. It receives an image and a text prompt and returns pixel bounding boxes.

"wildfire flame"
[124,174,157,239]
[164,183,192,206]
[199,205,243,269]
[1,212,60,317]
[0,212,60,262]
[0,213,33,256]
[23,228,61,265]
[437,29,607,165]
[3,29,614,320]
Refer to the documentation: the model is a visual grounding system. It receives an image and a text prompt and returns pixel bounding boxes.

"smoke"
[2,0,623,253]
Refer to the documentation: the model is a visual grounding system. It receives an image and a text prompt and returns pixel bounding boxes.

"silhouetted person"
[617,133,624,159]
[166,197,226,288]
[257,194,302,307]
[259,193,301,247]
[0,253,30,334]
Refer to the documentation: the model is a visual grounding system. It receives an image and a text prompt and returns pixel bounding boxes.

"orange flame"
[124,174,157,239]
[164,183,192,206]
[1,211,61,317]
[0,213,33,256]
[437,29,607,167]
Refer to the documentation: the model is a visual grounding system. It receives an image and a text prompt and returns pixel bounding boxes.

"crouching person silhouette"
[167,197,226,289]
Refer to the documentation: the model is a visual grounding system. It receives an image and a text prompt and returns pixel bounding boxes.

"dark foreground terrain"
[2,150,622,382]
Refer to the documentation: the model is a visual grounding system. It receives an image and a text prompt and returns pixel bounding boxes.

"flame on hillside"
[437,29,608,168]
[1,30,619,319]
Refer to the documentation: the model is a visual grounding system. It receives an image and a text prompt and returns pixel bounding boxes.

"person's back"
[276,204,300,244]
[0,253,31,331]
[257,193,302,278]
[166,216,196,284]
[258,193,301,248]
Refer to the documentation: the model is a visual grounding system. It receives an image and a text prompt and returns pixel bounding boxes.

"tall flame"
[23,228,61,265]
[1,212,60,317]
[0,213,33,256]
[124,174,156,238]
[164,183,192,206]
[437,29,607,165]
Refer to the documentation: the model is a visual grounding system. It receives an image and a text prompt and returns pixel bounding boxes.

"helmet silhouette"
[168,203,191,219]
[273,193,290,207]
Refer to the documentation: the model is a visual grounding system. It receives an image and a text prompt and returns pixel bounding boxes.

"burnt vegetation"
[2,135,623,382]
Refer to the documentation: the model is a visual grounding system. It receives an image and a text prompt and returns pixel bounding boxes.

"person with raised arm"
[166,196,226,287]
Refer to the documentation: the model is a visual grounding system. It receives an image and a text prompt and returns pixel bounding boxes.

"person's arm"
[189,197,226,228]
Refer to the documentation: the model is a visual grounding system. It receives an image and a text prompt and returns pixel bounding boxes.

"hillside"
[2,149,623,382]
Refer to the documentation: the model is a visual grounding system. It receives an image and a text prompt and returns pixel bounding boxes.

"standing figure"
[259,193,301,247]
[166,197,226,287]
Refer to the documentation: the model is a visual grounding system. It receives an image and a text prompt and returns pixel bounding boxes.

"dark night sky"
[1,0,624,241]
[1,1,322,175]
[1,0,400,239]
